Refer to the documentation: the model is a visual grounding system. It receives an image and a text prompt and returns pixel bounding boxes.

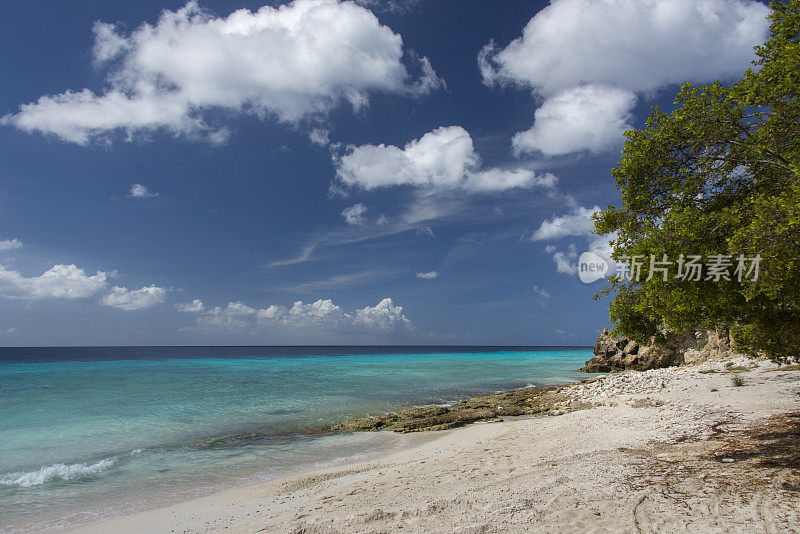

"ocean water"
[0,346,590,532]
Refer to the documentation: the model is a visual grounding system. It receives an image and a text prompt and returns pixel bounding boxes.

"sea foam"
[0,458,115,487]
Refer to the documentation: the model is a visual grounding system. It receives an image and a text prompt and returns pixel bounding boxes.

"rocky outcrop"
[581,327,736,373]
[317,386,573,434]
[683,329,735,364]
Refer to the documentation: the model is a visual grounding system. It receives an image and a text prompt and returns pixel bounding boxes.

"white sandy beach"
[66,357,800,533]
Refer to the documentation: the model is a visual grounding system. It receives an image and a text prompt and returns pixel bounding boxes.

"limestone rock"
[317,386,568,434]
[580,327,734,373]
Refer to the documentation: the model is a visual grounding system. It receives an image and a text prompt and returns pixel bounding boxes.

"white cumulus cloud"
[531,205,600,241]
[199,298,347,330]
[101,285,167,310]
[415,271,438,279]
[512,85,636,156]
[0,264,108,300]
[0,262,167,310]
[289,298,343,320]
[481,0,771,156]
[335,126,556,192]
[353,297,410,330]
[195,301,262,329]
[194,296,411,333]
[92,21,131,65]
[481,0,770,95]
[3,0,440,145]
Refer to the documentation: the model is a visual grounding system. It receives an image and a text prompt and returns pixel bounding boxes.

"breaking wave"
[0,458,116,487]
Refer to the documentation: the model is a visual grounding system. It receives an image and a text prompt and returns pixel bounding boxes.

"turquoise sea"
[0,346,590,532]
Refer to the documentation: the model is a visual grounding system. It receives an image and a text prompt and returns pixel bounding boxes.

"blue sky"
[0,0,771,346]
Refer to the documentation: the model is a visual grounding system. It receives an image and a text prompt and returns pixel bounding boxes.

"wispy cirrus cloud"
[280,269,394,293]
[266,242,319,268]
[262,124,560,270]
[531,284,550,306]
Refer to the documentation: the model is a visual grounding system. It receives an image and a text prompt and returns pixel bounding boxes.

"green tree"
[594,0,800,362]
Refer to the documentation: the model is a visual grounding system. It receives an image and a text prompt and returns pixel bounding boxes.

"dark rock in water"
[316,386,570,434]
[581,327,735,373]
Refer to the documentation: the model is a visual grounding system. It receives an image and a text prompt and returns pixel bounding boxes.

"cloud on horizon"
[191,296,411,333]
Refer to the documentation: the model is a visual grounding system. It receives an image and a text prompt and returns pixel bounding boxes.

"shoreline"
[1,347,591,534]
[46,378,583,531]
[63,355,800,533]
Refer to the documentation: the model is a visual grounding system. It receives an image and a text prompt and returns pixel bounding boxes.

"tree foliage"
[595,0,800,362]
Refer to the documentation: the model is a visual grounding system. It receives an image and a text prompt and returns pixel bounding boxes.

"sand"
[65,356,800,533]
